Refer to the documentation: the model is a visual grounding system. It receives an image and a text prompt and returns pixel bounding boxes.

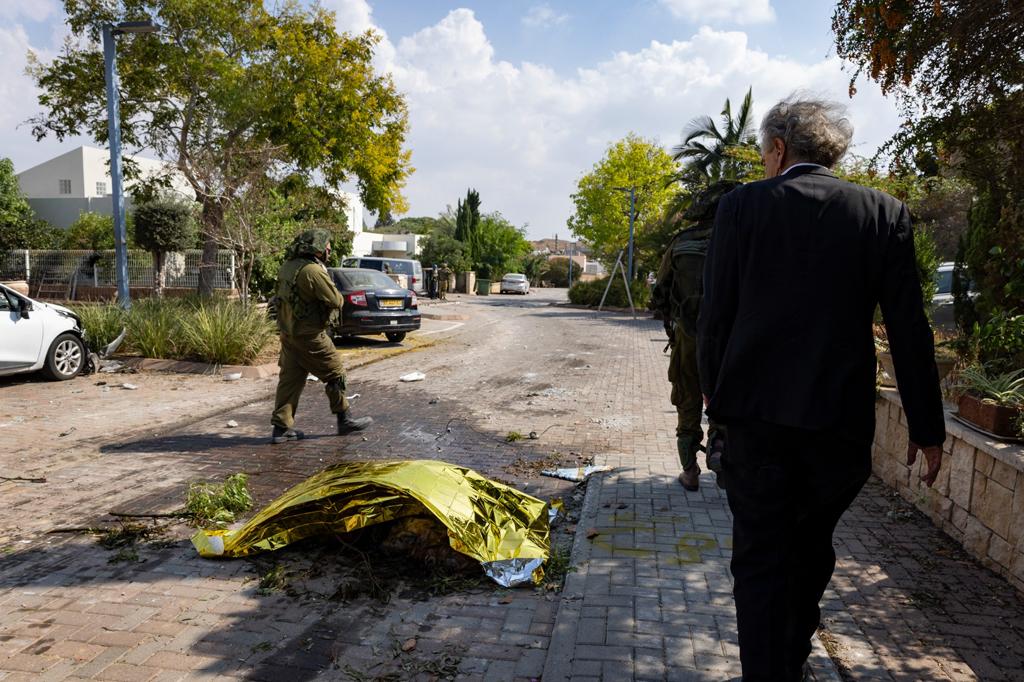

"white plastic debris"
[346,393,361,401]
[399,371,426,382]
[307,375,320,382]
[121,383,138,390]
[541,465,612,482]
[226,420,239,428]
[100,361,124,373]
[223,372,242,381]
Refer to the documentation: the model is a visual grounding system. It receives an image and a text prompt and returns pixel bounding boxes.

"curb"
[120,357,278,379]
[542,466,608,682]
[421,312,470,321]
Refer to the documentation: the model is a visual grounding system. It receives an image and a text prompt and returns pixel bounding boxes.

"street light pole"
[102,20,158,310]
[612,186,637,281]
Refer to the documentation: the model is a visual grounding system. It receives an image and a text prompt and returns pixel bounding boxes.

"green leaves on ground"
[186,473,253,528]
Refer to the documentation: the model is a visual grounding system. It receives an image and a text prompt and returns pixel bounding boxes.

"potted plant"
[954,366,1024,439]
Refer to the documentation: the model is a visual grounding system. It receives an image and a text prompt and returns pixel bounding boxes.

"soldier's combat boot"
[676,434,702,491]
[337,411,373,435]
[271,426,304,444]
[678,463,700,491]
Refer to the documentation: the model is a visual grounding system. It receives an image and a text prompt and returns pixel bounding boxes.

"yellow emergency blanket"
[191,459,552,586]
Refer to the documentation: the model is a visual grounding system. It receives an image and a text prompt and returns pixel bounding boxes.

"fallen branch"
[107,510,190,519]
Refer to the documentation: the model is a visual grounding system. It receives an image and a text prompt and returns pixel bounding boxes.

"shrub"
[179,298,275,365]
[128,298,186,359]
[71,303,126,349]
[569,277,651,309]
[185,473,253,528]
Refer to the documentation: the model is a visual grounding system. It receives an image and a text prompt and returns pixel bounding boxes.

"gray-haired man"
[698,96,946,680]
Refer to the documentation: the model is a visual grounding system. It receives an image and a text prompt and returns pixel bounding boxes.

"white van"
[341,257,426,295]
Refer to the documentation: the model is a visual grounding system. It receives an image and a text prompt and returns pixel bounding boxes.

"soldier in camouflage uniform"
[271,229,372,444]
[651,181,738,490]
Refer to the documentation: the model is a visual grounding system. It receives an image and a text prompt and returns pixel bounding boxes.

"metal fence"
[0,249,236,297]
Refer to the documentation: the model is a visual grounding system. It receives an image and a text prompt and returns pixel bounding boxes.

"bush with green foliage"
[545,258,571,287]
[71,304,126,349]
[74,297,274,365]
[62,212,135,250]
[0,157,65,250]
[134,199,197,297]
[568,277,651,309]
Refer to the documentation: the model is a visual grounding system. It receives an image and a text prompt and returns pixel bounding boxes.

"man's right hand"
[907,442,943,487]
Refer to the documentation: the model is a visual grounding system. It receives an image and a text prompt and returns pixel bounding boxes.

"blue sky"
[1,0,901,239]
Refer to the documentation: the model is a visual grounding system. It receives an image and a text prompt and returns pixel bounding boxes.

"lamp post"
[612,186,636,281]
[103,20,159,309]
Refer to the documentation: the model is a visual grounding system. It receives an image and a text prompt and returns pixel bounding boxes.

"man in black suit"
[697,97,946,681]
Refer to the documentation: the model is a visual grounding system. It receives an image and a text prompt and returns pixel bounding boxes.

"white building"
[16,145,193,229]
[338,189,421,259]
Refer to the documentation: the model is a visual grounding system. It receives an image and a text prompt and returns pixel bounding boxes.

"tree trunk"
[152,251,165,299]
[198,198,224,297]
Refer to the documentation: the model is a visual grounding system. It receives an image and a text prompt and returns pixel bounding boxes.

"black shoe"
[337,411,373,435]
[271,426,304,444]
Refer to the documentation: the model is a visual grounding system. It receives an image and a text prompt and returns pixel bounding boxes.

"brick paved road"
[2,289,1022,680]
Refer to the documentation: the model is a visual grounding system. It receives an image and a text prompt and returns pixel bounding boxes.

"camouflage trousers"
[271,331,348,429]
[668,325,719,470]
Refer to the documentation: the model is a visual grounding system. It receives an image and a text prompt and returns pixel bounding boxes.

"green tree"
[387,216,443,235]
[545,258,570,287]
[520,253,550,286]
[0,157,64,250]
[29,0,411,296]
[833,0,1024,339]
[454,189,481,265]
[63,212,135,250]
[672,88,758,185]
[474,212,530,280]
[567,133,679,267]
[420,233,468,273]
[134,198,196,297]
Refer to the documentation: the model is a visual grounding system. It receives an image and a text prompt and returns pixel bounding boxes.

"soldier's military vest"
[668,222,713,336]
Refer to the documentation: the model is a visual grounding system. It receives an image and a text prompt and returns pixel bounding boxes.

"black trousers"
[723,420,871,682]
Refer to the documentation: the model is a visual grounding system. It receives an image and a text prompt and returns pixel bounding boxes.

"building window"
[58,179,72,195]
[96,181,107,195]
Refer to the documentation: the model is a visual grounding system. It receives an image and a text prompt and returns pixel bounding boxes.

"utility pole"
[612,186,637,281]
[103,20,159,309]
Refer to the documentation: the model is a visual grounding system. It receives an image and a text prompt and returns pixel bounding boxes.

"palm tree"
[672,87,757,185]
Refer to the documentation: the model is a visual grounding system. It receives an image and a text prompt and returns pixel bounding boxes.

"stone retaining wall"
[873,388,1024,592]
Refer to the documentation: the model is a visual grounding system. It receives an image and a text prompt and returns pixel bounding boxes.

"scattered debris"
[257,564,289,595]
[307,375,320,382]
[108,547,141,564]
[401,638,417,653]
[428,398,439,405]
[100,361,124,373]
[346,393,361,401]
[0,476,47,484]
[58,427,77,437]
[585,528,600,539]
[399,371,426,382]
[185,473,253,528]
[505,431,524,443]
[528,431,539,440]
[541,465,612,482]
[226,420,239,428]
[121,382,139,390]
[95,381,107,386]
[223,372,242,381]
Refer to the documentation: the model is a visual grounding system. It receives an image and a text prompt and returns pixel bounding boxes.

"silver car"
[500,273,530,295]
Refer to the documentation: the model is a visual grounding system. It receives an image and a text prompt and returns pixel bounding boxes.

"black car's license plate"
[378,298,404,309]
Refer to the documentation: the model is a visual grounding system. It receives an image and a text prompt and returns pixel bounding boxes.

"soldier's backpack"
[668,223,713,337]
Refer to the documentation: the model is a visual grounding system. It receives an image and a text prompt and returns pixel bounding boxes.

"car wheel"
[42,333,85,381]
[385,331,406,343]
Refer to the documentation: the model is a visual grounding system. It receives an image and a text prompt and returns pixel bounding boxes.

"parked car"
[327,268,421,343]
[341,256,426,295]
[500,273,530,295]
[0,282,89,380]
[932,262,975,332]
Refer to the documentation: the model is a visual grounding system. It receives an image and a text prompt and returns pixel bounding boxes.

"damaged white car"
[0,283,93,380]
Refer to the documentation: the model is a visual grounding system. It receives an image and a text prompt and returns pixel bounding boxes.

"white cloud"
[522,4,569,29]
[378,11,900,238]
[320,0,376,35]
[659,0,775,25]
[0,0,58,23]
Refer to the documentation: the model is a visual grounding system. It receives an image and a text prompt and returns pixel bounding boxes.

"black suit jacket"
[697,166,946,447]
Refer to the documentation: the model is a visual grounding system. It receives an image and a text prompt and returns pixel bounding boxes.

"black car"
[328,267,421,343]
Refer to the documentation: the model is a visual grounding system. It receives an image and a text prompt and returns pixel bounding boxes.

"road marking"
[415,322,465,336]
